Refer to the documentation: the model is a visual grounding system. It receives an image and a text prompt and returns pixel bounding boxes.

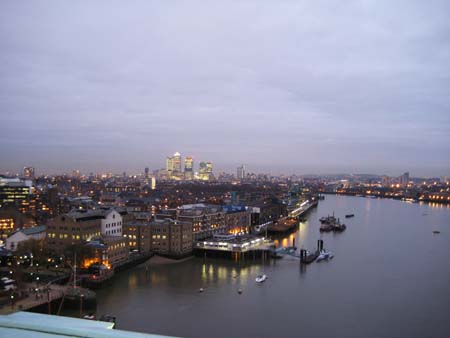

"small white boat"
[317,250,333,262]
[255,274,267,283]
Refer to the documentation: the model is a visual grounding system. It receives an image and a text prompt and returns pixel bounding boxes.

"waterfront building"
[85,236,128,268]
[46,208,126,254]
[150,218,192,257]
[222,205,252,234]
[100,209,123,236]
[23,167,35,179]
[5,225,46,251]
[157,203,226,240]
[237,165,245,180]
[184,156,194,180]
[123,221,152,254]
[248,198,287,226]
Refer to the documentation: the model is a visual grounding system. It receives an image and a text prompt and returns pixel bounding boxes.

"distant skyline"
[1,1,449,177]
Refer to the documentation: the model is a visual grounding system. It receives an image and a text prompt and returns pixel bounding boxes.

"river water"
[95,195,450,338]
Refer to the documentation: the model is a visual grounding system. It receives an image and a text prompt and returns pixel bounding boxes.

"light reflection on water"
[93,195,450,338]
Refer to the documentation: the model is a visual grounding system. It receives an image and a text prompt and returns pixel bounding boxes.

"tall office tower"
[166,155,174,177]
[237,165,245,180]
[184,156,194,180]
[144,167,149,178]
[381,175,390,187]
[199,161,213,180]
[23,167,35,179]
[172,152,182,173]
[400,172,410,186]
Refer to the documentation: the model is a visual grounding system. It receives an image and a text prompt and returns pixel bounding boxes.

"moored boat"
[255,274,267,283]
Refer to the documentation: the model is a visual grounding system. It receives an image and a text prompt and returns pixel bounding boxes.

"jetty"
[267,199,318,234]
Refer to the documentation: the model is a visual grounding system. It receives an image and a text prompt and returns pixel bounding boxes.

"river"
[95,195,450,338]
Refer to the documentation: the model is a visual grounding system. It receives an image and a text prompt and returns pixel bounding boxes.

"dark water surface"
[96,195,450,338]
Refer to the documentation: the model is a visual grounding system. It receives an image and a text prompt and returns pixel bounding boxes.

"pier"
[0,283,66,315]
[267,199,318,234]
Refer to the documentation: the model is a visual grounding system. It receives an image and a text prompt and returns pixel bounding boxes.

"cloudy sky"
[1,0,449,176]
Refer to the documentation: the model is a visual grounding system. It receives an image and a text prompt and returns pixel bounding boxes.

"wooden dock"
[0,283,66,315]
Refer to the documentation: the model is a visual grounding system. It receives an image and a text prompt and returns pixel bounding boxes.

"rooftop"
[0,312,176,338]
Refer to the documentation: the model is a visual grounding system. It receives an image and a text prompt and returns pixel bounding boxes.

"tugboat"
[319,213,337,224]
[255,274,267,283]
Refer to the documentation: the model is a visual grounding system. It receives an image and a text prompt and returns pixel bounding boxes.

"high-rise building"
[184,156,194,180]
[237,165,245,180]
[23,167,35,179]
[173,152,182,173]
[144,167,149,178]
[166,156,174,173]
[199,161,213,180]
[400,172,410,186]
[166,152,182,179]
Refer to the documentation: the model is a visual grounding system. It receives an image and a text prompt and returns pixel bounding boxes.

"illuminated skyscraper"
[199,161,213,180]
[184,156,194,180]
[166,152,182,179]
[166,156,174,173]
[173,152,182,173]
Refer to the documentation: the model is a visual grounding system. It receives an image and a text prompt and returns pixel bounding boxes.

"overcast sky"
[1,0,449,176]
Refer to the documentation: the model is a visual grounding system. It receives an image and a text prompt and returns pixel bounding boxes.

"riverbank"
[144,255,194,266]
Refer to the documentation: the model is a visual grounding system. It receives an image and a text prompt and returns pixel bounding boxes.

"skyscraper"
[144,167,149,178]
[184,156,194,180]
[237,165,245,180]
[172,152,182,173]
[199,161,213,180]
[166,152,182,179]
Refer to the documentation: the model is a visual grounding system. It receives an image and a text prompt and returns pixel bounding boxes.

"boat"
[432,230,440,234]
[345,214,355,218]
[317,250,334,262]
[255,274,267,283]
[319,213,337,224]
[319,224,333,232]
[63,254,96,308]
[64,286,96,308]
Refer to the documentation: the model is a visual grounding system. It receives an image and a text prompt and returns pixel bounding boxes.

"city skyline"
[1,1,450,176]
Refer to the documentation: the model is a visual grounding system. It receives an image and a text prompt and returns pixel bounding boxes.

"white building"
[101,210,122,236]
[5,225,46,251]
